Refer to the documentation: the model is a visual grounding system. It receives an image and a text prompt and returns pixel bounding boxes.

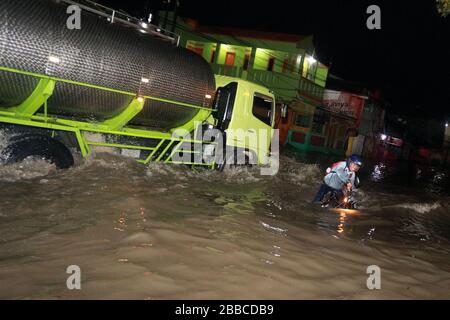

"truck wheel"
[1,134,74,169]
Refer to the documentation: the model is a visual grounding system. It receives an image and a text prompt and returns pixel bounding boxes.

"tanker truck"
[0,0,278,171]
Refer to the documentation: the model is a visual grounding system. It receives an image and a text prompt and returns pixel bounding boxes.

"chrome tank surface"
[0,0,215,129]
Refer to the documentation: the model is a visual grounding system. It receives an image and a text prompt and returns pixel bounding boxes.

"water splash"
[0,158,57,182]
[395,202,441,214]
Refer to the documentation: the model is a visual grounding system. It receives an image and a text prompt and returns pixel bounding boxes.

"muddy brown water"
[0,148,449,299]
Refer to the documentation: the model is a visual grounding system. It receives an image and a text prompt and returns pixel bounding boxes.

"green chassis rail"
[0,66,217,168]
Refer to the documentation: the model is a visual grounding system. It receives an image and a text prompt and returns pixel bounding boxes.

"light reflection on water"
[370,163,386,182]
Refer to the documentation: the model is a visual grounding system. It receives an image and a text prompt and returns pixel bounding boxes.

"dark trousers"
[313,183,342,203]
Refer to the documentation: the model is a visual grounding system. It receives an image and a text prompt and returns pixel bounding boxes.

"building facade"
[347,90,387,159]
[159,13,388,157]
[170,18,330,151]
[288,89,367,155]
[177,20,328,104]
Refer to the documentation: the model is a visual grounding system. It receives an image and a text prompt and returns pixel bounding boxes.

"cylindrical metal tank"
[0,0,215,130]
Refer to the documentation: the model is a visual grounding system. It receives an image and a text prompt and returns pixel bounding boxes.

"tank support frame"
[0,66,216,168]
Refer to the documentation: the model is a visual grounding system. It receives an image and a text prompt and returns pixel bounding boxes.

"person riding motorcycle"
[313,154,362,204]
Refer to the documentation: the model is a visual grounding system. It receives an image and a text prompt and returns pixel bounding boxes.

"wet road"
[0,147,449,299]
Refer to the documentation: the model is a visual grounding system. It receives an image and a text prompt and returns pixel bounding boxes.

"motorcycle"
[321,185,358,209]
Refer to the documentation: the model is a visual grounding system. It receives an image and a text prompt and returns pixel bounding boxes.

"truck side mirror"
[214,82,238,131]
[281,104,288,118]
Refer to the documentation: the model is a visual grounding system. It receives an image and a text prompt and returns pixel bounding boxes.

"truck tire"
[1,134,74,169]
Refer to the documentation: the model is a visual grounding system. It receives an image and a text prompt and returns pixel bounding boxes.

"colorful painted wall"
[176,19,328,104]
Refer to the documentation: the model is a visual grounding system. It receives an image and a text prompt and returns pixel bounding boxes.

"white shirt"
[324,161,356,190]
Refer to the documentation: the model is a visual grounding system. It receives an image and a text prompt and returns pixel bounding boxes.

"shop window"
[243,54,250,70]
[295,114,311,128]
[312,109,328,135]
[252,93,273,126]
[225,52,236,66]
[312,122,324,135]
[282,58,289,73]
[310,135,325,146]
[292,131,306,143]
[307,61,317,81]
[267,57,275,71]
[210,50,216,63]
[187,46,204,56]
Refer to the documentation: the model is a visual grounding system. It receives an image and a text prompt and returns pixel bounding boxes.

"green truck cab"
[213,76,275,167]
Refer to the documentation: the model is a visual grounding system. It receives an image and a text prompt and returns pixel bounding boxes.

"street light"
[307,55,317,64]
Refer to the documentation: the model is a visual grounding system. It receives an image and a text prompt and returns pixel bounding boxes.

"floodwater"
[0,145,449,299]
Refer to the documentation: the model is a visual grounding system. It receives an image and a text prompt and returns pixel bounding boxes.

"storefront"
[285,100,316,151]
[286,90,366,155]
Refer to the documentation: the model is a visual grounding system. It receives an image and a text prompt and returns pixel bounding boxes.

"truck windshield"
[252,93,273,126]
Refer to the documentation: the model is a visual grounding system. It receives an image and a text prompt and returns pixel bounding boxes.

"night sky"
[98,0,449,121]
